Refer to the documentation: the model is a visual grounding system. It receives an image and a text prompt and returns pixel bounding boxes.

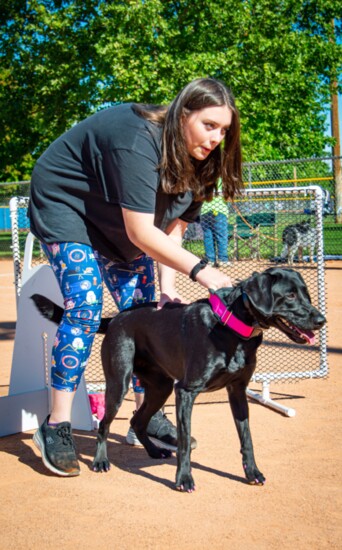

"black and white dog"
[280,220,317,265]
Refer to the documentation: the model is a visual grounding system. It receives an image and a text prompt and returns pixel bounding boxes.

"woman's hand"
[157,289,188,310]
[195,265,232,290]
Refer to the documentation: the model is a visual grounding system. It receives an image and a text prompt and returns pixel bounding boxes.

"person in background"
[28,77,242,476]
[200,184,230,267]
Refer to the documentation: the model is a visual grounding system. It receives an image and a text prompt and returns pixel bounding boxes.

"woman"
[28,77,243,476]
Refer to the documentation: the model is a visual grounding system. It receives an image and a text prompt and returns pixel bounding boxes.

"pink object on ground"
[88,393,105,420]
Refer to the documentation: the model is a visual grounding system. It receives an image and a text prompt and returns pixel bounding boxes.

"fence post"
[9,197,22,309]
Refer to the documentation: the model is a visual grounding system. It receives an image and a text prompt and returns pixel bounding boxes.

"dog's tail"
[30,294,111,334]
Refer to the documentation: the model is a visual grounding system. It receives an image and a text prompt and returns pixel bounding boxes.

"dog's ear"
[243,271,274,317]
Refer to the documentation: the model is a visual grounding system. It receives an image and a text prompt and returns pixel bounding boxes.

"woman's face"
[182,105,232,161]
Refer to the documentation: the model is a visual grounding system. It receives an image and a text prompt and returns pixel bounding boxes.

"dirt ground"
[0,259,341,550]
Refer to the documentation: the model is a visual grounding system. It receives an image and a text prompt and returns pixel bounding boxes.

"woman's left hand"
[157,290,188,310]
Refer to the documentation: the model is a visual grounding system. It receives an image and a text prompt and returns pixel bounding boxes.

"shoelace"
[56,426,75,447]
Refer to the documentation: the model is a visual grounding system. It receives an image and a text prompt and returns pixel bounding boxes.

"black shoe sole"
[148,436,197,452]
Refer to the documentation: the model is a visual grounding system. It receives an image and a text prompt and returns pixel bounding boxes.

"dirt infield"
[0,259,341,550]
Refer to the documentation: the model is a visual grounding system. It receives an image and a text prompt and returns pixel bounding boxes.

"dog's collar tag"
[209,293,256,338]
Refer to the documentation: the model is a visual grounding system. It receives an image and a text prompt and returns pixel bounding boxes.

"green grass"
[323,224,342,255]
[0,231,35,258]
[0,232,14,258]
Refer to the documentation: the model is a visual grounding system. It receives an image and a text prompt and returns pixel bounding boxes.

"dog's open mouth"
[275,317,315,345]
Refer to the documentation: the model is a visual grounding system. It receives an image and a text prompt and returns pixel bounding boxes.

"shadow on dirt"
[0,428,249,489]
[0,321,16,341]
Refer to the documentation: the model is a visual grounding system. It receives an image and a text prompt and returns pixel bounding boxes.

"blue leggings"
[42,242,155,393]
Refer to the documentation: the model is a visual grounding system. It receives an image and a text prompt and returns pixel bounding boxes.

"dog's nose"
[314,313,326,328]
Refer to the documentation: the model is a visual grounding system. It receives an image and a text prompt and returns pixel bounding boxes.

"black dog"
[31,267,325,492]
[280,220,317,265]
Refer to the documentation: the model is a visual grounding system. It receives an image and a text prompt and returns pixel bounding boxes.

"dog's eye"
[287,293,297,300]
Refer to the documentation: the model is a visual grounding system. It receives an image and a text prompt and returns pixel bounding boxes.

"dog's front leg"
[227,384,265,485]
[175,385,197,492]
[92,420,112,473]
[92,391,127,473]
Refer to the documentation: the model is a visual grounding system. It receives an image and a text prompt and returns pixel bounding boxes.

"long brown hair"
[133,78,243,201]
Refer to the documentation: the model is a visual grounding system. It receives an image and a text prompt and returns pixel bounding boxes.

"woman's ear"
[180,112,187,128]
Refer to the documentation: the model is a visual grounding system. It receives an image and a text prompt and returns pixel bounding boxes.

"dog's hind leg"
[227,383,265,485]
[288,245,296,265]
[131,374,175,459]
[174,385,197,492]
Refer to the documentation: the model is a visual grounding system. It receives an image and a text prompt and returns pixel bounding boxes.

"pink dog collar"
[209,293,256,338]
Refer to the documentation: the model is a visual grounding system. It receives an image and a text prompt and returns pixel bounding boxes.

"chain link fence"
[241,156,342,260]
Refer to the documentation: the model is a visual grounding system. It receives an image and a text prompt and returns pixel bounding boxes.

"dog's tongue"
[298,328,315,345]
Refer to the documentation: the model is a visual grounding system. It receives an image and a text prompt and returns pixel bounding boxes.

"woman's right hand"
[195,265,233,290]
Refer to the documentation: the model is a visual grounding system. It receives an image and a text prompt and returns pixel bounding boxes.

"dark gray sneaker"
[33,416,80,477]
[146,411,197,452]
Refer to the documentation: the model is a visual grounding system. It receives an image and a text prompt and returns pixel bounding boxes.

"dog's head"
[242,267,326,344]
[296,220,311,232]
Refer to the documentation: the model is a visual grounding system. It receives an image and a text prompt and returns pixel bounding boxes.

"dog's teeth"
[278,317,316,345]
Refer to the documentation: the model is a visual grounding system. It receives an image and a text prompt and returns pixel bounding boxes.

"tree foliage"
[0,0,341,181]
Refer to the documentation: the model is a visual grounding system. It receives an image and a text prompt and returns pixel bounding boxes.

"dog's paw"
[92,459,111,473]
[243,463,265,485]
[175,473,196,493]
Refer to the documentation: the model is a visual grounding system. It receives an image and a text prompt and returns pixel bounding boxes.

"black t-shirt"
[28,103,201,262]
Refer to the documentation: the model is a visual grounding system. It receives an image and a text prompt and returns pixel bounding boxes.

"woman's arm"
[158,218,188,305]
[122,208,232,290]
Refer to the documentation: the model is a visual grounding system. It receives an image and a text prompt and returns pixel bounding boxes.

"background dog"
[32,267,325,492]
[280,220,317,264]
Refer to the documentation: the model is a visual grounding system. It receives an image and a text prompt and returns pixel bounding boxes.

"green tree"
[0,0,101,180]
[0,0,341,181]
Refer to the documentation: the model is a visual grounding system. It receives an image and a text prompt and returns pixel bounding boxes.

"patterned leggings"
[42,242,155,393]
